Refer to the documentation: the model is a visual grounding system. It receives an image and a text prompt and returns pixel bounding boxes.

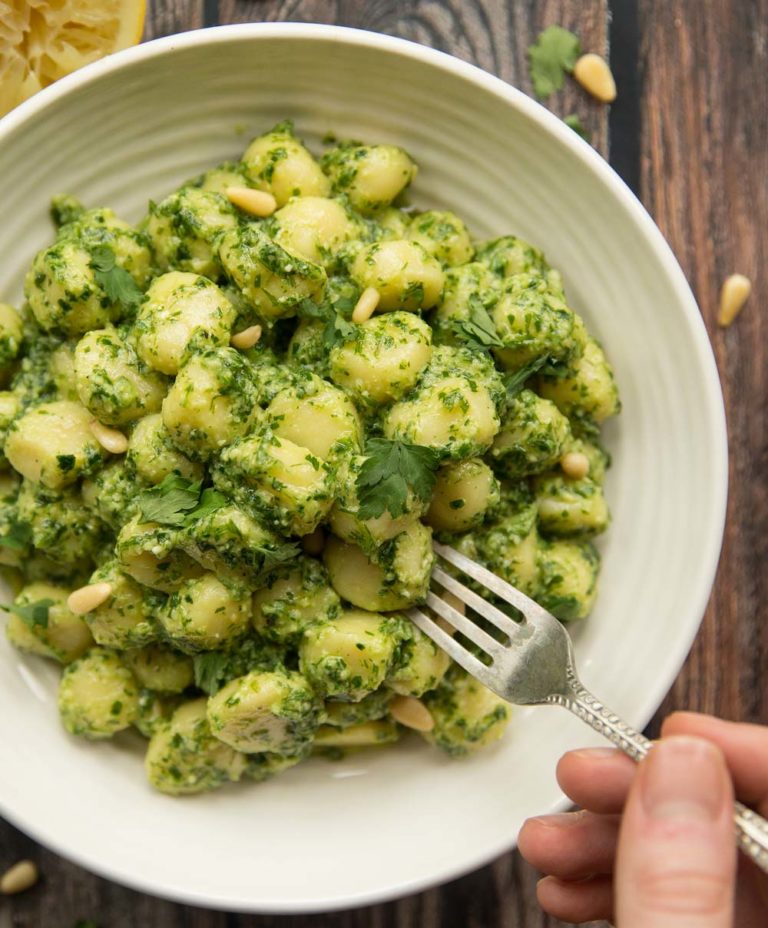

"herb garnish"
[528,26,581,98]
[2,598,55,630]
[0,520,32,551]
[90,245,143,310]
[193,651,230,695]
[137,476,228,528]
[504,356,549,399]
[450,298,504,350]
[356,439,440,520]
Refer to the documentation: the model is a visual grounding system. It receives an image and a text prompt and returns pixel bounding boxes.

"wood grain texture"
[1,2,765,927]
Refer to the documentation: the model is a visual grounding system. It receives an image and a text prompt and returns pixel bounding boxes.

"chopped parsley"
[528,26,581,98]
[90,244,143,310]
[356,439,440,520]
[2,598,55,630]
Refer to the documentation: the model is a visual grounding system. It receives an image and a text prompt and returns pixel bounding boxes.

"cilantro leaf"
[528,26,581,98]
[356,439,440,520]
[193,651,230,695]
[0,520,32,551]
[504,356,548,399]
[2,598,55,630]
[90,245,144,310]
[137,474,202,527]
[450,298,504,350]
[564,113,589,140]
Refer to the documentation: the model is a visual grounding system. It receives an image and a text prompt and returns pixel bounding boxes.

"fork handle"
[550,680,768,873]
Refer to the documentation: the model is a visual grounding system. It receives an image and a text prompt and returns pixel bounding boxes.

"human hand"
[518,712,768,926]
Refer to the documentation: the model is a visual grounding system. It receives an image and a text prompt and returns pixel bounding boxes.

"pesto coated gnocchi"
[2,121,619,795]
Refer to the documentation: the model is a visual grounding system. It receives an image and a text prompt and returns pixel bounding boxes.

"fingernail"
[527,810,586,829]
[641,736,727,822]
[570,747,620,759]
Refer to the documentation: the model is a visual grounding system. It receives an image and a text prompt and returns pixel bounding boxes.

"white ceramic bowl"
[0,24,727,913]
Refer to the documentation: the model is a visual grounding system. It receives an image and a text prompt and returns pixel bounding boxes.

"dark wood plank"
[142,0,203,39]
[217,0,610,156]
[639,0,768,734]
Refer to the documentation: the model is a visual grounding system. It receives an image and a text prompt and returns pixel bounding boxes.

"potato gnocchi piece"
[321,142,416,213]
[58,647,140,739]
[5,582,93,664]
[145,186,238,278]
[145,698,247,795]
[538,336,620,423]
[408,210,474,267]
[426,458,500,534]
[83,560,158,649]
[74,328,166,426]
[489,389,571,479]
[423,667,510,756]
[158,573,251,654]
[537,539,599,621]
[534,472,610,537]
[135,272,235,376]
[242,120,330,206]
[350,240,444,311]
[6,400,105,489]
[252,556,341,645]
[127,413,202,486]
[207,668,322,755]
[272,196,359,267]
[299,608,403,701]
[329,311,433,407]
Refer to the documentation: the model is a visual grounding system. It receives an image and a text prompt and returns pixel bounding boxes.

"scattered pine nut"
[90,420,128,455]
[718,274,751,327]
[573,53,617,103]
[0,859,39,895]
[301,528,326,556]
[390,695,434,732]
[561,451,590,479]
[67,582,113,615]
[230,325,263,350]
[352,287,380,323]
[225,186,277,218]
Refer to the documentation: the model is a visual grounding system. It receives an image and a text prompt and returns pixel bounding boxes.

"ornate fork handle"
[545,675,768,874]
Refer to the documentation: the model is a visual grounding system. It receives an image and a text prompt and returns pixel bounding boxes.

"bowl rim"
[0,21,728,913]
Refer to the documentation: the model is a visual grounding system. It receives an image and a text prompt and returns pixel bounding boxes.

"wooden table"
[1,2,765,925]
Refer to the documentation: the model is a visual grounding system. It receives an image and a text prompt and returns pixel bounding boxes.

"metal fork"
[408,540,768,873]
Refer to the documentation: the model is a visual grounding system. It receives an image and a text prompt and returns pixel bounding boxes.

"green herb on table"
[564,113,589,140]
[356,439,440,520]
[528,26,581,98]
[90,244,143,310]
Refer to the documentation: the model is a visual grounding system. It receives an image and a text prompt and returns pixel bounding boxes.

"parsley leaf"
[193,651,230,695]
[356,439,440,520]
[2,598,55,630]
[322,313,356,350]
[450,298,504,350]
[255,541,301,575]
[137,474,202,527]
[0,520,32,551]
[504,356,548,399]
[564,113,589,140]
[188,487,229,523]
[528,26,581,98]
[90,245,144,310]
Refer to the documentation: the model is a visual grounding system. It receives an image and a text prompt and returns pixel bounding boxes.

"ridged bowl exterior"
[0,24,727,913]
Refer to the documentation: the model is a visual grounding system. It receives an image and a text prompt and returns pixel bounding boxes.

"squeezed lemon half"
[0,0,147,117]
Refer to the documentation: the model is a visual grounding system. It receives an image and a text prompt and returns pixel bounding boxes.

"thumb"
[615,735,736,928]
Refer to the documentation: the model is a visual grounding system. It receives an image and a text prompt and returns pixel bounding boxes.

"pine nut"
[230,324,263,350]
[573,53,617,103]
[90,420,128,454]
[561,451,590,479]
[352,287,380,323]
[67,581,113,615]
[718,273,751,327]
[390,695,434,732]
[225,186,277,217]
[301,528,325,556]
[0,859,39,895]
